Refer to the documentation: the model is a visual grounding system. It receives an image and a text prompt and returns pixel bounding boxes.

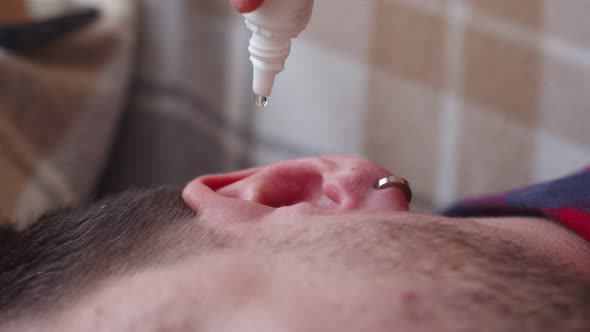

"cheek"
[476,217,590,278]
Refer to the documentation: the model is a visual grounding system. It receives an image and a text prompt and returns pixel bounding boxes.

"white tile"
[253,38,371,155]
[533,131,590,182]
[539,55,590,145]
[544,0,590,48]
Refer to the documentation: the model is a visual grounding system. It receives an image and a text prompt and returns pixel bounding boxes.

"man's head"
[1,156,590,331]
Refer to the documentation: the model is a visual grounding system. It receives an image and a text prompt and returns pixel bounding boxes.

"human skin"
[6,155,588,332]
[181,155,590,277]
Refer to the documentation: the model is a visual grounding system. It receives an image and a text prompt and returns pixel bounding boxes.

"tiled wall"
[224,0,590,210]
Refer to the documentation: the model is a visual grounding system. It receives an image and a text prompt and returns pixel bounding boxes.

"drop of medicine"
[255,95,268,109]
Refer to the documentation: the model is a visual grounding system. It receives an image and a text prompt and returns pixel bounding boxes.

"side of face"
[2,156,590,332]
[44,214,590,332]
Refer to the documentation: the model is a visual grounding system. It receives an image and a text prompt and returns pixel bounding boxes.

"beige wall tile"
[370,1,448,91]
[462,25,541,126]
[468,0,544,29]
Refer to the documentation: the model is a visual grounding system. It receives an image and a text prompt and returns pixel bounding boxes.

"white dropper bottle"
[242,0,315,108]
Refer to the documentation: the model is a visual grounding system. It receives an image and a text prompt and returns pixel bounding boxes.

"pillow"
[0,0,135,227]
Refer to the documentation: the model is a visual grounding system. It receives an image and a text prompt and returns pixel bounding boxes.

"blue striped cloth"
[443,167,590,242]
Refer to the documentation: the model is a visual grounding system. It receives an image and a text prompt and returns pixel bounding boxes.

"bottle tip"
[255,94,268,109]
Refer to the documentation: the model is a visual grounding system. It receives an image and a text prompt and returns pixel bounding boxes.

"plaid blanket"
[0,0,135,226]
[2,0,590,227]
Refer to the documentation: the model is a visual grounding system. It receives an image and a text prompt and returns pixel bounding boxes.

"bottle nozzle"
[243,0,314,110]
[255,94,268,109]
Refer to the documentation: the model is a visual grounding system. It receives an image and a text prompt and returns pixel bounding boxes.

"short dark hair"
[0,187,193,320]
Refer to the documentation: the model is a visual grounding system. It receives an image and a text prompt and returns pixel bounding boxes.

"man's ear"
[183,156,410,216]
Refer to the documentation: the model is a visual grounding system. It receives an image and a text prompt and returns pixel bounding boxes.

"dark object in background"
[0,6,99,50]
